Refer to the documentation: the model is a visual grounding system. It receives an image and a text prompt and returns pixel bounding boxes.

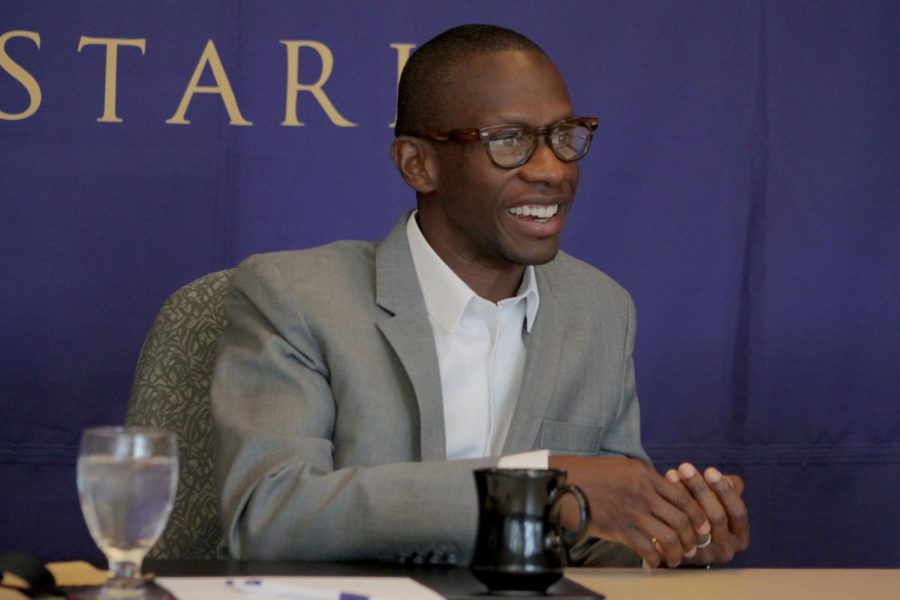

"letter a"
[166,39,252,126]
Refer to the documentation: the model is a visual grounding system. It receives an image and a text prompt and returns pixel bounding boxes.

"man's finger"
[678,463,734,561]
[705,468,750,549]
[724,473,745,497]
[634,519,683,568]
[664,470,699,559]
[656,467,709,550]
[610,524,662,568]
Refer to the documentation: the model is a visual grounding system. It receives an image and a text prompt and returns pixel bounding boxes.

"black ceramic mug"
[471,468,591,594]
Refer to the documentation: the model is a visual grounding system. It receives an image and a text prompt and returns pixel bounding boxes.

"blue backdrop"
[1,1,898,567]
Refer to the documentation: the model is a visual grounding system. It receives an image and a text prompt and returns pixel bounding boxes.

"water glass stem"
[108,559,143,587]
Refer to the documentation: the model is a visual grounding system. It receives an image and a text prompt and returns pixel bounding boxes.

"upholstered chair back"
[125,269,234,559]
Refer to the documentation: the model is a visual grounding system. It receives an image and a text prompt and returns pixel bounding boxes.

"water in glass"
[76,427,178,599]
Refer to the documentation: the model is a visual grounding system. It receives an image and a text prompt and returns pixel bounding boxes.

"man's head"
[391,25,589,282]
[394,25,547,138]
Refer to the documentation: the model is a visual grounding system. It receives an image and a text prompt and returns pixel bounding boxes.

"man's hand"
[665,463,750,566]
[549,455,711,568]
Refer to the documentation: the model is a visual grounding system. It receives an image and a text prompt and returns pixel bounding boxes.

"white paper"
[155,575,446,600]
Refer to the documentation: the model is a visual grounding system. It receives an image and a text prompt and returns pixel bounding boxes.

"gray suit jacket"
[211,214,648,564]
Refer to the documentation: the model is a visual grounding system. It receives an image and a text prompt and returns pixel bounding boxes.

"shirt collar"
[407,211,540,333]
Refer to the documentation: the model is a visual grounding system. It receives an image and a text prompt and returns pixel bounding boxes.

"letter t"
[77,36,147,123]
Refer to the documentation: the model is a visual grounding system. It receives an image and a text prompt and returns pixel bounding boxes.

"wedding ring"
[697,533,713,549]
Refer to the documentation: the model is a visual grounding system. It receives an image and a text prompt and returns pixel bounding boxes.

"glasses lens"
[485,127,536,167]
[550,120,593,161]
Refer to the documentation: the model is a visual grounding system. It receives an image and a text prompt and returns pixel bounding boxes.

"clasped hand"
[549,456,749,568]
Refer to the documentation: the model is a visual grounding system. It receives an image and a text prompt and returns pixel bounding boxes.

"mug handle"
[549,483,592,553]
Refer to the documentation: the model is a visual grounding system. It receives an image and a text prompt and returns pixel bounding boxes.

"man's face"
[421,50,580,269]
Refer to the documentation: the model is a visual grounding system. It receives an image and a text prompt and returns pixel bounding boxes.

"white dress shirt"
[406,213,548,467]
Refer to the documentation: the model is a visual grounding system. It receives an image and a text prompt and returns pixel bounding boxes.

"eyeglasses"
[412,116,599,169]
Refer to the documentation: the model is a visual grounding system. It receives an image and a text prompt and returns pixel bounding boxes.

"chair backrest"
[125,269,234,559]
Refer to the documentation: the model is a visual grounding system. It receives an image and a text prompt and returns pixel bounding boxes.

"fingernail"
[666,469,680,483]
[705,467,722,483]
[685,546,697,558]
[679,463,697,478]
[698,520,711,535]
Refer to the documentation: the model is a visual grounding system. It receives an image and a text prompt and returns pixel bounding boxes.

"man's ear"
[391,137,437,194]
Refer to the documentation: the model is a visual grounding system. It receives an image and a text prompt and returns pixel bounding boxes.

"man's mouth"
[507,204,559,223]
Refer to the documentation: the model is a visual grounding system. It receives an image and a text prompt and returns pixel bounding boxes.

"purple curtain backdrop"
[1,1,898,566]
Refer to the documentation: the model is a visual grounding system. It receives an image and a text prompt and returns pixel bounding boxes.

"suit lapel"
[503,265,564,453]
[374,214,447,461]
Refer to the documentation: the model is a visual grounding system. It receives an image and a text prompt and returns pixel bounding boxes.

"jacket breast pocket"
[539,419,604,455]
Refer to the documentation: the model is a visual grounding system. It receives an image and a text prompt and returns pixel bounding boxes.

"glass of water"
[77,427,178,598]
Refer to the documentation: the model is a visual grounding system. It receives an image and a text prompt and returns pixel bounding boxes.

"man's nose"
[519,137,571,185]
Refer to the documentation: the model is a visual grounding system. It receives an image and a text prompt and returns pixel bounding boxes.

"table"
[145,560,900,600]
[568,567,900,600]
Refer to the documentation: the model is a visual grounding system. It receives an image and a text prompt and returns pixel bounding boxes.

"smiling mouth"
[507,204,559,223]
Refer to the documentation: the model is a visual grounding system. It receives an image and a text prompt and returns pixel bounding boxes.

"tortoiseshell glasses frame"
[412,116,599,169]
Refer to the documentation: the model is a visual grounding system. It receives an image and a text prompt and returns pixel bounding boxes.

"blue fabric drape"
[1,1,897,565]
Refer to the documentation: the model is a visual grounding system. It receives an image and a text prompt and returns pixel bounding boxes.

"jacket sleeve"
[211,255,497,563]
[601,291,651,464]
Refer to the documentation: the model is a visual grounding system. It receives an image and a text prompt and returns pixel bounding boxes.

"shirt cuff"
[497,449,550,469]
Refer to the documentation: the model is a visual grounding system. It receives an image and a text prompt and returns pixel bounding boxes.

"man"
[211,24,749,568]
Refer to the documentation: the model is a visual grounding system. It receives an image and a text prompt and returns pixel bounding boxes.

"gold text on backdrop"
[0,30,415,127]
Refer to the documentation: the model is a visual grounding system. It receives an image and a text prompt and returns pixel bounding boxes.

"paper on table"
[156,576,446,600]
[1,561,106,599]
[47,561,108,586]
[0,587,27,600]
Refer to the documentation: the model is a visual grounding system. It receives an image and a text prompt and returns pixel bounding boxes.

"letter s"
[0,30,41,120]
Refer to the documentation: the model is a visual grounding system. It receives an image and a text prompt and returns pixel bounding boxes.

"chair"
[125,269,234,559]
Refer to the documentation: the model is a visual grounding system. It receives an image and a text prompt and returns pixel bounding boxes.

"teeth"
[508,204,559,219]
